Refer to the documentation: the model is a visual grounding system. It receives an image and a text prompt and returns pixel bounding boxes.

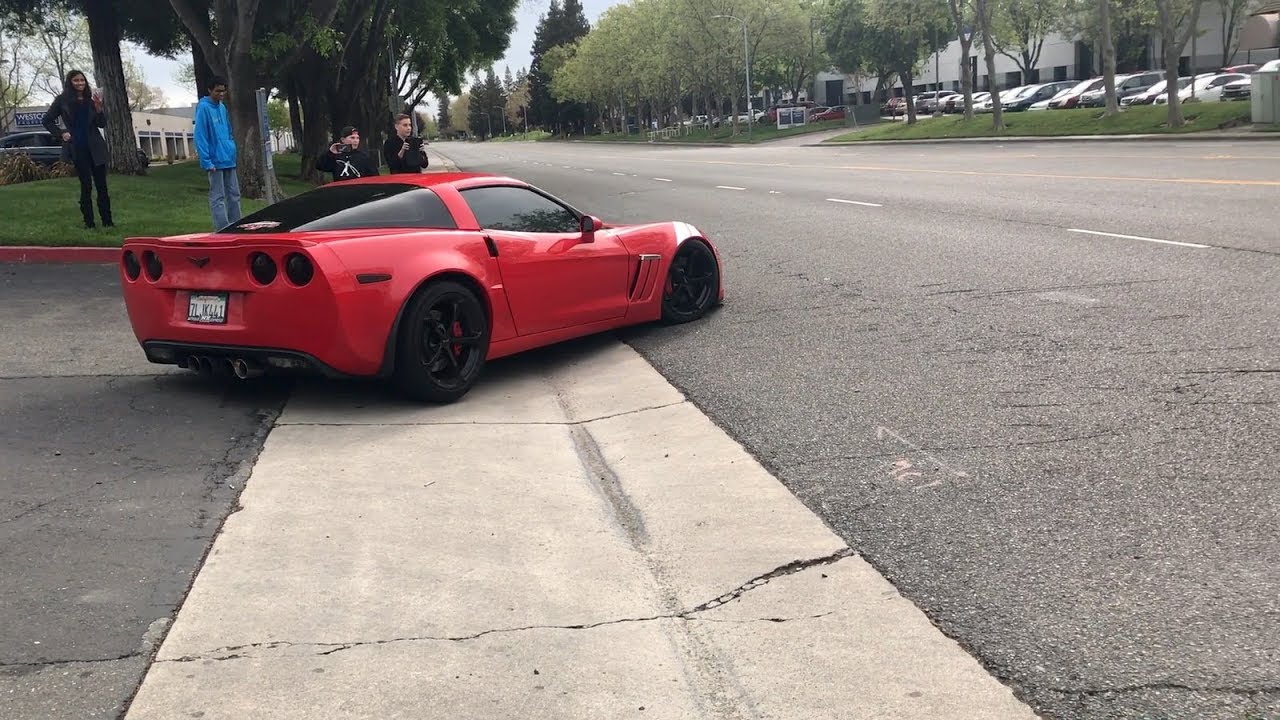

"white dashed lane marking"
[1066,228,1209,249]
[827,198,882,207]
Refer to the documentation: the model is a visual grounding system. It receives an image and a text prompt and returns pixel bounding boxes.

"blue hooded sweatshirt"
[194,95,237,170]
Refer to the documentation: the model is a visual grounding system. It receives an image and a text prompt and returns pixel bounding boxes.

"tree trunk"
[186,25,216,99]
[959,38,975,120]
[1162,43,1184,128]
[1100,0,1120,116]
[82,1,142,175]
[977,0,1004,130]
[227,47,279,199]
[286,79,303,158]
[901,69,918,124]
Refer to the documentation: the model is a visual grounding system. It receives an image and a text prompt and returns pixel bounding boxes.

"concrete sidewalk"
[123,337,1038,719]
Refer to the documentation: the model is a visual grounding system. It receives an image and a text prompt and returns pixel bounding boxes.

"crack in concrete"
[158,607,840,665]
[0,651,143,670]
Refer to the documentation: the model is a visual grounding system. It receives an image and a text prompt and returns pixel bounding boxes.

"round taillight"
[284,253,313,286]
[122,250,141,280]
[249,252,276,284]
[142,250,162,281]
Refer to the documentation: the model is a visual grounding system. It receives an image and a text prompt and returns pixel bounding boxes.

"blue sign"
[15,111,43,127]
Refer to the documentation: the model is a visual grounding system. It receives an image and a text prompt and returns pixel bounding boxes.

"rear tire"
[661,240,720,324]
[393,279,489,403]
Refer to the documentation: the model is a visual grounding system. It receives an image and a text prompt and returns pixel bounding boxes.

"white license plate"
[187,292,228,324]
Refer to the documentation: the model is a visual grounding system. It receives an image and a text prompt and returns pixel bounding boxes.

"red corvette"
[117,172,724,402]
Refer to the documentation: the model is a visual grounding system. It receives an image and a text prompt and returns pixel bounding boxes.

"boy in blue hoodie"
[194,76,242,230]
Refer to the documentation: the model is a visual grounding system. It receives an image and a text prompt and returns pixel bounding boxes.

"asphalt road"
[436,137,1279,720]
[0,265,288,719]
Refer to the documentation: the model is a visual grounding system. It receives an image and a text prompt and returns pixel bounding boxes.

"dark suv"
[0,130,150,168]
[0,130,63,166]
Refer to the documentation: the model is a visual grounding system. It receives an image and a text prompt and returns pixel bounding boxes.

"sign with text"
[14,111,44,128]
[776,106,808,130]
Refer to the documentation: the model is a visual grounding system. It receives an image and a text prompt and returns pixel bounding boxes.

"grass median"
[0,153,315,247]
[825,102,1261,142]
[572,119,848,144]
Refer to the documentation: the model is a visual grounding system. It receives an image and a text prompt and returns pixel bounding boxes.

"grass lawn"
[825,102,1264,142]
[0,153,316,247]
[490,130,553,142]
[571,119,849,144]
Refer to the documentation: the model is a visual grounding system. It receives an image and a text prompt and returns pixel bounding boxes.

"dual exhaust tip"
[186,355,264,380]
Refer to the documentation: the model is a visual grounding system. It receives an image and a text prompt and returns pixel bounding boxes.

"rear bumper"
[118,243,398,377]
[142,341,353,378]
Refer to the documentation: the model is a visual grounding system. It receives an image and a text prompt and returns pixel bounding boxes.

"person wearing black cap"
[316,125,378,182]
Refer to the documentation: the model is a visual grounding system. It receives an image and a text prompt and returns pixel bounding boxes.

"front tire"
[661,240,719,324]
[393,279,489,403]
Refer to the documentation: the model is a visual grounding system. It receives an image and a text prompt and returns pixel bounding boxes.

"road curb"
[0,246,119,264]
[817,130,1280,146]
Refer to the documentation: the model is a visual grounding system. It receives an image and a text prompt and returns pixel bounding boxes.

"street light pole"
[713,14,751,141]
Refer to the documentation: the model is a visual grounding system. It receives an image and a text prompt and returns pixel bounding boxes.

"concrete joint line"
[274,400,689,429]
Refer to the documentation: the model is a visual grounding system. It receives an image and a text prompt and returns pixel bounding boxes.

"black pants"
[74,153,111,226]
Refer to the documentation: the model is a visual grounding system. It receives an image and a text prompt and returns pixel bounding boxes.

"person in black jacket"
[316,125,378,182]
[382,113,429,174]
[42,69,112,228]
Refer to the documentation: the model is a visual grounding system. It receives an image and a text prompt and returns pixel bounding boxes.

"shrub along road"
[436,138,1279,720]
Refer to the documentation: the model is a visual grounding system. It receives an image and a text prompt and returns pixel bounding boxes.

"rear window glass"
[218,183,458,233]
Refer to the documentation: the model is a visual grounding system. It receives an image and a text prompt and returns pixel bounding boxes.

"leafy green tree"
[528,0,591,133]
[990,0,1063,84]
[945,0,980,119]
[827,0,950,124]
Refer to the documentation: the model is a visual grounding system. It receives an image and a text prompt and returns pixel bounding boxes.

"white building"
[812,2,1280,107]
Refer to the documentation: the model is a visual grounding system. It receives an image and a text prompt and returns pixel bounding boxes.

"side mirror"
[579,214,602,235]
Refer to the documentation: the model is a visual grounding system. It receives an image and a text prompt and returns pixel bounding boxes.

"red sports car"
[118,172,724,402]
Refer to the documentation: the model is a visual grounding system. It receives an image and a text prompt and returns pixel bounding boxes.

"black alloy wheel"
[394,280,489,402]
[661,240,719,324]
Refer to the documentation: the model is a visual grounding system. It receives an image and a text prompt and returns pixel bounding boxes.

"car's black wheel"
[393,279,489,403]
[661,240,719,324]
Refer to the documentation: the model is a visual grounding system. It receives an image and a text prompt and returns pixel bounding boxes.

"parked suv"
[0,130,63,166]
[0,130,150,168]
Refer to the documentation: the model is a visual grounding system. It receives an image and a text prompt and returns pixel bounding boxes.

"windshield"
[218,183,458,234]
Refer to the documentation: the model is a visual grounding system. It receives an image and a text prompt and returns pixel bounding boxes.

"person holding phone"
[317,125,378,182]
[382,113,429,174]
[41,69,112,228]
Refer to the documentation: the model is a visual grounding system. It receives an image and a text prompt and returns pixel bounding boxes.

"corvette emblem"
[188,256,210,268]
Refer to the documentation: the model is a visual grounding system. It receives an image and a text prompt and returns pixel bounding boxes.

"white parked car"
[1174,73,1248,103]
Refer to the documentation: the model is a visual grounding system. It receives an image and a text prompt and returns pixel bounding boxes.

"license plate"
[187,292,228,324]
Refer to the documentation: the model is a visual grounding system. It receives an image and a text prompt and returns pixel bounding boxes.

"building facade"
[813,3,1280,107]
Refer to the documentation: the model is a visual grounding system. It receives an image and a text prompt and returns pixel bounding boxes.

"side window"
[460,186,580,233]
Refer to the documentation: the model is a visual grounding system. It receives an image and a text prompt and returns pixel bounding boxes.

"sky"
[132,0,620,114]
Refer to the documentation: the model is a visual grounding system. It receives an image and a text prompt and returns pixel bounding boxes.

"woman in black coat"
[42,69,112,228]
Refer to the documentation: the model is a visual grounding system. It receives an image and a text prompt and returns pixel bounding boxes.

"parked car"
[1048,77,1106,109]
[1174,73,1248,103]
[915,90,958,114]
[1121,77,1192,105]
[1077,71,1164,107]
[813,106,846,121]
[1219,59,1280,101]
[0,129,150,168]
[1002,81,1077,111]
[0,130,63,166]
